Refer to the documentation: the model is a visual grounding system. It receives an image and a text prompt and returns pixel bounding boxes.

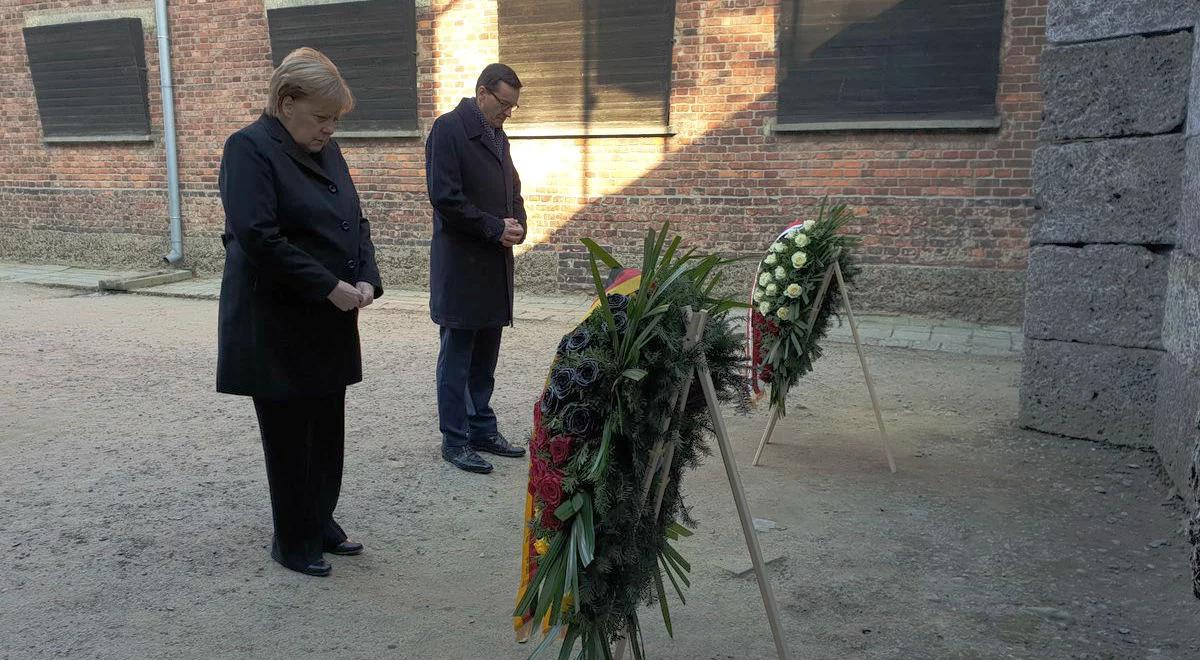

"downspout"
[154,0,184,265]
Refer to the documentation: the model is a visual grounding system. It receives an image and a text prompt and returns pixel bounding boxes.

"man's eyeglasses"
[487,88,519,113]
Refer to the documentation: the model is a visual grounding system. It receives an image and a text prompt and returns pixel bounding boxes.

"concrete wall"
[0,0,1047,322]
[1021,0,1200,595]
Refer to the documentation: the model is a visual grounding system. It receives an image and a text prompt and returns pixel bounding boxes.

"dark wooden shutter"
[777,0,1004,125]
[267,0,419,133]
[498,0,674,130]
[23,18,151,140]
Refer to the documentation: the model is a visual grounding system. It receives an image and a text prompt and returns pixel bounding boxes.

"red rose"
[530,425,548,453]
[547,435,574,465]
[537,470,564,512]
[528,456,547,495]
[540,505,562,531]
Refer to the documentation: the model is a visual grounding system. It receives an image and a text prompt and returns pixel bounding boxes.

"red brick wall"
[0,0,1046,320]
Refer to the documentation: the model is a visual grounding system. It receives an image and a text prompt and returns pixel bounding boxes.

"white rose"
[753,287,764,302]
[758,301,772,315]
[785,283,801,299]
[766,283,778,296]
[791,251,808,269]
[774,266,786,280]
[764,253,778,266]
[771,241,787,253]
[758,271,771,286]
[776,307,791,321]
[794,233,810,247]
[803,220,816,231]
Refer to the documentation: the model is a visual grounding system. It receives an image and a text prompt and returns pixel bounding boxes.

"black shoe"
[442,445,494,474]
[470,432,527,458]
[271,546,332,577]
[325,540,364,556]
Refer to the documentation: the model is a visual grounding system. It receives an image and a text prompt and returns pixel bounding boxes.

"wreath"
[748,201,860,415]
[513,225,749,658]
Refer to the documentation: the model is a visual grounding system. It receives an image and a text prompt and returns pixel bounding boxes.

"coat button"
[341,221,351,231]
[328,184,338,194]
[347,259,357,270]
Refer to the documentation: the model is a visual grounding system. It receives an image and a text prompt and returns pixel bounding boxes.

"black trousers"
[252,390,348,567]
[437,326,502,448]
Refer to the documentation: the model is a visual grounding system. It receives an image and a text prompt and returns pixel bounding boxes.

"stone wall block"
[1025,244,1168,348]
[1190,22,1200,137]
[1179,138,1200,257]
[1020,339,1162,446]
[1041,32,1192,141]
[1032,135,1184,244]
[1150,352,1200,505]
[1164,253,1200,368]
[1047,0,1199,44]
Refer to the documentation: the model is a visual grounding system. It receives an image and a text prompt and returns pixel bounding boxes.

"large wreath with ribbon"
[513,225,749,658]
[748,201,860,415]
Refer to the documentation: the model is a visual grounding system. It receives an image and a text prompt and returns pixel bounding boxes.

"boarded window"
[777,0,1005,126]
[23,18,152,141]
[498,0,675,131]
[267,0,419,133]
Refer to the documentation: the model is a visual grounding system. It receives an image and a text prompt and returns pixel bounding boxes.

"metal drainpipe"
[154,0,184,265]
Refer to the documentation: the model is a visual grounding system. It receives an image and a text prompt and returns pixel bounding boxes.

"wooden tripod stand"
[612,308,792,660]
[751,259,896,473]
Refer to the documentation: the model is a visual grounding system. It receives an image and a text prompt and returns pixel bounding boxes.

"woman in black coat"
[216,47,382,577]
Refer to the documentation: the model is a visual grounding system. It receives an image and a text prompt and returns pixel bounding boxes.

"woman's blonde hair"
[266,47,355,118]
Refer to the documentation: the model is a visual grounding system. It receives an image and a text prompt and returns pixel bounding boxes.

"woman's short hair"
[266,47,355,118]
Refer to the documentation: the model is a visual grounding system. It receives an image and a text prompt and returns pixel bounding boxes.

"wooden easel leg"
[696,323,792,660]
[614,310,705,659]
[751,405,780,466]
[833,262,897,474]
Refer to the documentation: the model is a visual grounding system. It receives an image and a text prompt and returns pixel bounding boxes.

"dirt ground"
[0,281,1196,660]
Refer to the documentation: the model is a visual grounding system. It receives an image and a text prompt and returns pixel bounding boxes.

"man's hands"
[500,217,525,248]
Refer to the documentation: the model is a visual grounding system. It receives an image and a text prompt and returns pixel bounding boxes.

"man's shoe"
[470,432,527,458]
[271,547,332,577]
[442,445,494,474]
[325,540,364,556]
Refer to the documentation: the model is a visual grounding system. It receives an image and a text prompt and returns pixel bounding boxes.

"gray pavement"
[0,261,1022,357]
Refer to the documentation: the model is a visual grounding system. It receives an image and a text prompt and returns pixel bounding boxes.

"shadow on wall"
[508,0,1026,323]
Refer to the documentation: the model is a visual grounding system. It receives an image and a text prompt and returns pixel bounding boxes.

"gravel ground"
[0,282,1196,660]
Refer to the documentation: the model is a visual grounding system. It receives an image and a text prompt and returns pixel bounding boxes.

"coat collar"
[454,98,484,139]
[454,98,505,163]
[257,113,334,184]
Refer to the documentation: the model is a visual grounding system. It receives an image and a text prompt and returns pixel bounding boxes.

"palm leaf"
[580,238,621,270]
[577,494,595,567]
[653,563,674,638]
[528,625,564,660]
[660,555,687,603]
[556,628,581,660]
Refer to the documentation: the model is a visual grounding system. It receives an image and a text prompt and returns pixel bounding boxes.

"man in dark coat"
[426,63,529,473]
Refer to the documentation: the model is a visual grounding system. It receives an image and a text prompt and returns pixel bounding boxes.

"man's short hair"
[476,63,522,93]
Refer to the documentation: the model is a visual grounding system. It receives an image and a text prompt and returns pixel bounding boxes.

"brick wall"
[0,0,1046,322]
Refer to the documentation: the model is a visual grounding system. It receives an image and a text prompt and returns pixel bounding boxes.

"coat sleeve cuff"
[483,214,506,243]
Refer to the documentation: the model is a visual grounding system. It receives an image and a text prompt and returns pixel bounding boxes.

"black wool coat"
[216,114,383,399]
[426,98,527,329]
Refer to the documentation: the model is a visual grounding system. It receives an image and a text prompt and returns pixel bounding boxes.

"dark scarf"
[467,97,505,160]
